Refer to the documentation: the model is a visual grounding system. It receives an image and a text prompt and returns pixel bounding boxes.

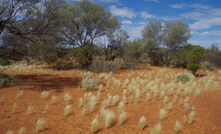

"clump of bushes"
[52,59,75,70]
[45,54,58,65]
[0,74,17,87]
[176,73,193,83]
[0,58,10,66]
[187,63,200,76]
[81,77,99,91]
[201,62,216,70]
[88,59,122,73]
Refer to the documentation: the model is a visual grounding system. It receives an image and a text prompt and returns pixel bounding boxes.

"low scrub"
[176,73,194,83]
[81,77,99,91]
[88,59,122,73]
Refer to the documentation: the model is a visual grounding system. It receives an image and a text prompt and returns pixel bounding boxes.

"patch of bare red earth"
[0,67,220,134]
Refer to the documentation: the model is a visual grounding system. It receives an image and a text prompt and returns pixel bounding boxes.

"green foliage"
[176,73,193,83]
[45,54,58,65]
[187,45,208,64]
[0,58,10,66]
[52,59,75,70]
[123,39,148,63]
[0,74,17,87]
[187,63,200,76]
[88,59,122,73]
[201,62,216,70]
[69,46,96,69]
[142,21,191,66]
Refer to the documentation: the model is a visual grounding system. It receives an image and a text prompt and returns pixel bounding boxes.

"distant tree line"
[0,0,221,73]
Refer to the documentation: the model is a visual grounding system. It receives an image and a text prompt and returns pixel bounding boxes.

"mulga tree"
[63,0,119,68]
[142,21,191,66]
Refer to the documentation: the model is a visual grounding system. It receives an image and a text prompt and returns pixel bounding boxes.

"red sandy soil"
[0,66,221,134]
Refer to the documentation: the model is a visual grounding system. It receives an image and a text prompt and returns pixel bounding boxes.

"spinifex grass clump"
[119,110,127,126]
[12,103,17,114]
[112,95,119,106]
[135,89,140,103]
[81,77,99,91]
[176,73,192,83]
[79,98,83,107]
[64,105,71,116]
[18,127,25,134]
[174,120,181,133]
[64,93,72,104]
[146,93,150,101]
[40,91,50,100]
[98,84,103,91]
[6,129,13,134]
[26,106,34,116]
[139,116,146,130]
[118,101,125,114]
[159,109,167,121]
[36,118,46,132]
[89,96,97,113]
[51,95,57,104]
[188,111,195,124]
[102,109,115,128]
[16,90,23,100]
[150,123,161,134]
[91,117,99,133]
[43,105,49,114]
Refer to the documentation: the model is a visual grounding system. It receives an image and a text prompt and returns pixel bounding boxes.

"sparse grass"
[36,118,46,132]
[64,105,71,116]
[91,117,99,133]
[119,111,127,126]
[122,96,127,104]
[139,116,146,130]
[163,96,168,104]
[135,89,140,103]
[64,93,72,104]
[12,103,16,114]
[51,95,57,104]
[159,109,167,121]
[26,106,34,116]
[98,84,103,91]
[16,90,23,100]
[18,127,25,134]
[174,120,181,133]
[40,91,50,100]
[188,111,195,124]
[184,115,187,124]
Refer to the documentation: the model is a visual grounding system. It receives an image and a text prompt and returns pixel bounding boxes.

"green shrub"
[201,62,216,70]
[52,59,75,70]
[187,63,200,76]
[81,77,99,91]
[176,73,193,83]
[45,54,58,65]
[0,58,10,66]
[0,74,17,87]
[88,59,122,73]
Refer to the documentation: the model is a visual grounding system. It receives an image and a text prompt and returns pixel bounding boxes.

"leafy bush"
[0,74,17,87]
[187,63,200,76]
[88,59,122,73]
[68,46,97,69]
[0,58,10,66]
[176,73,193,83]
[45,54,58,65]
[81,77,99,91]
[52,59,75,70]
[201,62,216,70]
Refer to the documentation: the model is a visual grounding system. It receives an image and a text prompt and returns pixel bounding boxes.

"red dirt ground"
[0,66,221,134]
